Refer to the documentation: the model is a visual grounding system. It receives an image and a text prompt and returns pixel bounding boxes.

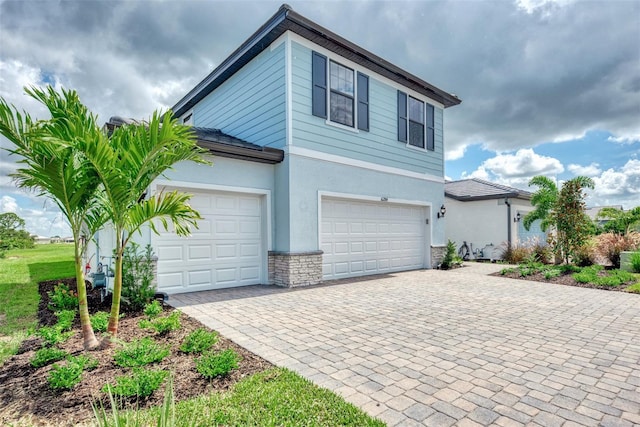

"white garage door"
[321,197,427,280]
[154,187,263,293]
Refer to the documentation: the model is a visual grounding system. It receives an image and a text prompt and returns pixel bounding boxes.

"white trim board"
[287,146,444,183]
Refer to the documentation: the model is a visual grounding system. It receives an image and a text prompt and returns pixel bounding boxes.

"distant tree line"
[0,212,35,252]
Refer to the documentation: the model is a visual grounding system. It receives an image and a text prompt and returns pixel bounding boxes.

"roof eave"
[197,140,284,164]
[172,4,461,118]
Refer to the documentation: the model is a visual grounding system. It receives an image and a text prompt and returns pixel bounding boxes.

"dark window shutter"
[357,72,369,131]
[426,103,435,151]
[312,52,327,119]
[397,91,407,142]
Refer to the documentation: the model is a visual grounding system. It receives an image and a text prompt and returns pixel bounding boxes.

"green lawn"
[0,244,75,363]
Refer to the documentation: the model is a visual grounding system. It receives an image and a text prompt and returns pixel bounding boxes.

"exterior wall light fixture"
[514,212,521,222]
[437,204,446,218]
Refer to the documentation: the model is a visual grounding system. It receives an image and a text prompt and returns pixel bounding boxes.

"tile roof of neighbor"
[445,178,533,201]
[104,117,284,164]
[172,4,462,118]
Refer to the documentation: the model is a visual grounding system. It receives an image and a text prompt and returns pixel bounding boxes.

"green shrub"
[140,310,181,335]
[122,243,157,312]
[440,240,462,270]
[573,265,603,283]
[629,251,640,273]
[572,265,635,287]
[48,283,78,312]
[530,242,552,264]
[37,325,73,347]
[55,309,76,331]
[103,368,168,398]
[31,347,68,368]
[180,328,218,354]
[90,311,110,332]
[48,362,83,390]
[114,337,170,367]
[196,349,239,379]
[144,300,163,319]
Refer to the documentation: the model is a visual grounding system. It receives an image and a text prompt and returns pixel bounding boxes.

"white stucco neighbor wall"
[444,197,537,258]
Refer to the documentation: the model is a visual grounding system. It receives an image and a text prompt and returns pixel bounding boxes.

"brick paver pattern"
[171,263,640,427]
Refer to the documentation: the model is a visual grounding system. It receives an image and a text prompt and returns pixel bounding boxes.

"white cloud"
[607,132,640,145]
[445,144,466,161]
[568,162,601,177]
[588,159,640,208]
[0,195,18,213]
[515,0,578,15]
[482,148,564,178]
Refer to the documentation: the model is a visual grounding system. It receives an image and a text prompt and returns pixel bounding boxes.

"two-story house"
[92,4,461,293]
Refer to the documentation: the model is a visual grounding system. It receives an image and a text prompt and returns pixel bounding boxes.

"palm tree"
[0,86,106,349]
[523,175,558,232]
[83,111,208,340]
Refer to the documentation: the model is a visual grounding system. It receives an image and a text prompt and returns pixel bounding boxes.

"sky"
[0,0,638,237]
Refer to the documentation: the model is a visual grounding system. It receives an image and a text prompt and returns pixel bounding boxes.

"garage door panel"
[154,187,263,293]
[322,197,426,280]
[188,245,211,260]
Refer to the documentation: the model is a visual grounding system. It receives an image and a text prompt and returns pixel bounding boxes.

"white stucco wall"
[444,197,536,258]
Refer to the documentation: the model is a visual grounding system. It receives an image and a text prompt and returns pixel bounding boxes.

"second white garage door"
[154,187,264,293]
[321,197,427,280]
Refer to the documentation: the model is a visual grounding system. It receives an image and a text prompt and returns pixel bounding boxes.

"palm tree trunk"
[74,243,99,350]
[106,240,124,339]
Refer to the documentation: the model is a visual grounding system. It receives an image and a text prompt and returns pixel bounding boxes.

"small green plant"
[144,300,163,319]
[140,310,181,335]
[68,354,99,371]
[572,265,636,287]
[440,240,462,270]
[114,337,170,367]
[180,328,219,354]
[90,311,110,332]
[196,349,240,379]
[37,325,74,347]
[103,368,169,398]
[93,376,180,426]
[55,309,76,331]
[629,251,640,273]
[122,243,157,312]
[47,283,79,312]
[499,267,517,275]
[31,347,68,368]
[543,269,561,280]
[48,362,83,390]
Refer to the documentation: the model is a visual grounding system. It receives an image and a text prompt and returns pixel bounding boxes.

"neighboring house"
[89,4,461,293]
[585,205,624,227]
[444,179,546,259]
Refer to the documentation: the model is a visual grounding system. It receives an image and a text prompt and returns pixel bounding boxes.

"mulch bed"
[0,279,273,426]
[492,268,638,293]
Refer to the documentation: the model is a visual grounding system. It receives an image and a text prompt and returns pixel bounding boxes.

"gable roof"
[172,4,461,118]
[445,178,532,201]
[105,117,284,164]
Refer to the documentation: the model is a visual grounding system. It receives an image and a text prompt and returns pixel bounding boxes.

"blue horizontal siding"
[195,43,286,147]
[291,41,445,177]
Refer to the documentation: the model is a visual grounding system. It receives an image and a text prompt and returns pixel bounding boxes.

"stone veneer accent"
[431,245,446,268]
[268,251,323,287]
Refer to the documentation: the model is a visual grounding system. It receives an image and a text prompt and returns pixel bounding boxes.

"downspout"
[505,198,512,246]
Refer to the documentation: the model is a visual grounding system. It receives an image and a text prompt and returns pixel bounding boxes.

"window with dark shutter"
[312,52,327,119]
[357,72,369,131]
[426,103,435,151]
[398,91,407,142]
[408,96,425,148]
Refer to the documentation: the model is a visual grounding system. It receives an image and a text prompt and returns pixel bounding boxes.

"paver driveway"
[171,264,640,426]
